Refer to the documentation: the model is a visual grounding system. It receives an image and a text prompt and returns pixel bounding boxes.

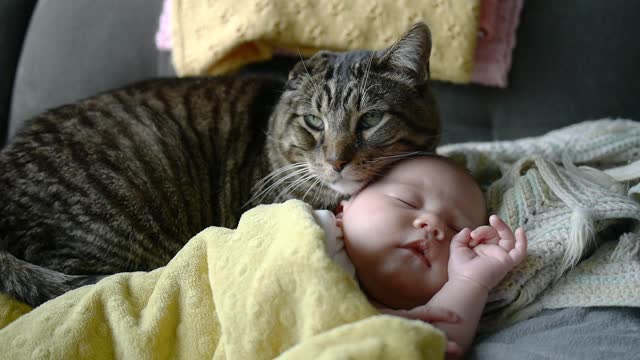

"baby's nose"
[413,214,445,241]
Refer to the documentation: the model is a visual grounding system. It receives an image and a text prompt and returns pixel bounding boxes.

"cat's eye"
[303,115,324,131]
[358,112,383,130]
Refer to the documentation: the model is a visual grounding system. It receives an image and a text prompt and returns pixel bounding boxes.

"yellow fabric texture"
[171,0,480,84]
[0,200,445,359]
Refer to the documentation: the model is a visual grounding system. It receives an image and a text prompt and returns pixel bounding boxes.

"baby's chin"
[371,292,426,310]
[362,274,435,310]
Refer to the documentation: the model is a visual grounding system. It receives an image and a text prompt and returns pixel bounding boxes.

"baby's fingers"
[446,341,463,358]
[470,225,498,247]
[489,215,516,242]
[508,227,528,264]
[451,228,472,248]
[406,305,461,324]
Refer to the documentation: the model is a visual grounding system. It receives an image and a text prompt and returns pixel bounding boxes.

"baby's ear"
[334,201,347,228]
[334,200,350,218]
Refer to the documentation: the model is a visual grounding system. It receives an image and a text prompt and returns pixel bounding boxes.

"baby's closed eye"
[394,197,417,208]
[387,191,419,208]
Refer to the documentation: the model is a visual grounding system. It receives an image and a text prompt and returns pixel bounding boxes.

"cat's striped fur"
[0,23,440,306]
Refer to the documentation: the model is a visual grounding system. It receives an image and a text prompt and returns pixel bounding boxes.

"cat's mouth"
[327,178,366,195]
[312,162,368,195]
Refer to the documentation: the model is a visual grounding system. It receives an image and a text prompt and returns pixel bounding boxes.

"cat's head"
[264,22,440,207]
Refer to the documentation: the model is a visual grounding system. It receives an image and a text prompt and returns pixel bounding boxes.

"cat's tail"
[0,250,105,307]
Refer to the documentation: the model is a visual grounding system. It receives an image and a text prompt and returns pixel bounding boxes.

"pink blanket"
[472,0,525,87]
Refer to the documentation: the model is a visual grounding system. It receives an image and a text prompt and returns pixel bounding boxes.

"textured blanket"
[0,201,445,359]
[439,119,640,332]
[171,0,480,83]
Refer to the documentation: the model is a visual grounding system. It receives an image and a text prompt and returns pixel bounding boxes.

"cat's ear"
[377,22,432,82]
[288,51,334,82]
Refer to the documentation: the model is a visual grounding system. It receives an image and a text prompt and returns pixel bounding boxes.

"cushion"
[8,0,167,140]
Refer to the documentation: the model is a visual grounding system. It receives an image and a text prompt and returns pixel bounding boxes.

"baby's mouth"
[399,240,431,268]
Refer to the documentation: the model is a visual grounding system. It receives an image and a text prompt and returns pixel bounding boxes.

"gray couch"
[2,1,640,358]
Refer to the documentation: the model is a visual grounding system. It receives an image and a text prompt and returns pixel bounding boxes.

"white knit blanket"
[438,119,640,333]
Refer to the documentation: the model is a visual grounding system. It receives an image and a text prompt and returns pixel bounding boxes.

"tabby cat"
[0,23,440,306]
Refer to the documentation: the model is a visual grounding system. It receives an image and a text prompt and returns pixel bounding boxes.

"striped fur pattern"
[0,23,439,306]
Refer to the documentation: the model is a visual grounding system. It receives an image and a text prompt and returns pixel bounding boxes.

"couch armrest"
[0,0,37,147]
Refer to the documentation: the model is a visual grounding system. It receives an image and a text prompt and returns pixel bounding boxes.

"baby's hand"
[378,304,462,357]
[448,215,527,290]
[378,303,460,324]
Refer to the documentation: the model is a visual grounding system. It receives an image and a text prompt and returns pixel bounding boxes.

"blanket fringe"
[540,154,600,275]
[561,208,596,275]
[610,229,640,262]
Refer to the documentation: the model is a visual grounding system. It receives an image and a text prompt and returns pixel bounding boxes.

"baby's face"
[339,156,486,309]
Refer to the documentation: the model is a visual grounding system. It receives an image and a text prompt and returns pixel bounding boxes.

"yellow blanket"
[171,0,480,83]
[0,200,444,359]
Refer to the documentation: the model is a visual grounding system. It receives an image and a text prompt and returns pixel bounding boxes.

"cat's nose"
[329,159,348,172]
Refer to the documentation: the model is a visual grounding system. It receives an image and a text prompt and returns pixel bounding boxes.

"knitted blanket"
[171,0,480,83]
[438,119,640,332]
[0,200,445,359]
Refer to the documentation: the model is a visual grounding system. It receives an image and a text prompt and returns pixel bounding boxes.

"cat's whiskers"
[251,168,308,203]
[312,178,330,209]
[247,163,308,207]
[253,163,307,191]
[302,176,323,203]
[276,172,317,203]
[366,151,433,163]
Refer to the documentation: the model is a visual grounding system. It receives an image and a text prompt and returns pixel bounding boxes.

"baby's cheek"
[344,215,386,245]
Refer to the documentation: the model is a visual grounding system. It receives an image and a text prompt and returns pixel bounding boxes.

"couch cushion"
[8,0,167,140]
[433,0,640,144]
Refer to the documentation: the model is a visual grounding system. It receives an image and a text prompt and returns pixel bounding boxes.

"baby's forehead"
[384,157,486,219]
[387,156,470,181]
[375,159,473,193]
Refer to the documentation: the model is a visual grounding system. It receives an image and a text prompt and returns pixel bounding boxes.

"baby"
[314,155,527,357]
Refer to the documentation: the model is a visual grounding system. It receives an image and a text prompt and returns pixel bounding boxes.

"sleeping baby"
[313,155,528,357]
[0,154,527,359]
